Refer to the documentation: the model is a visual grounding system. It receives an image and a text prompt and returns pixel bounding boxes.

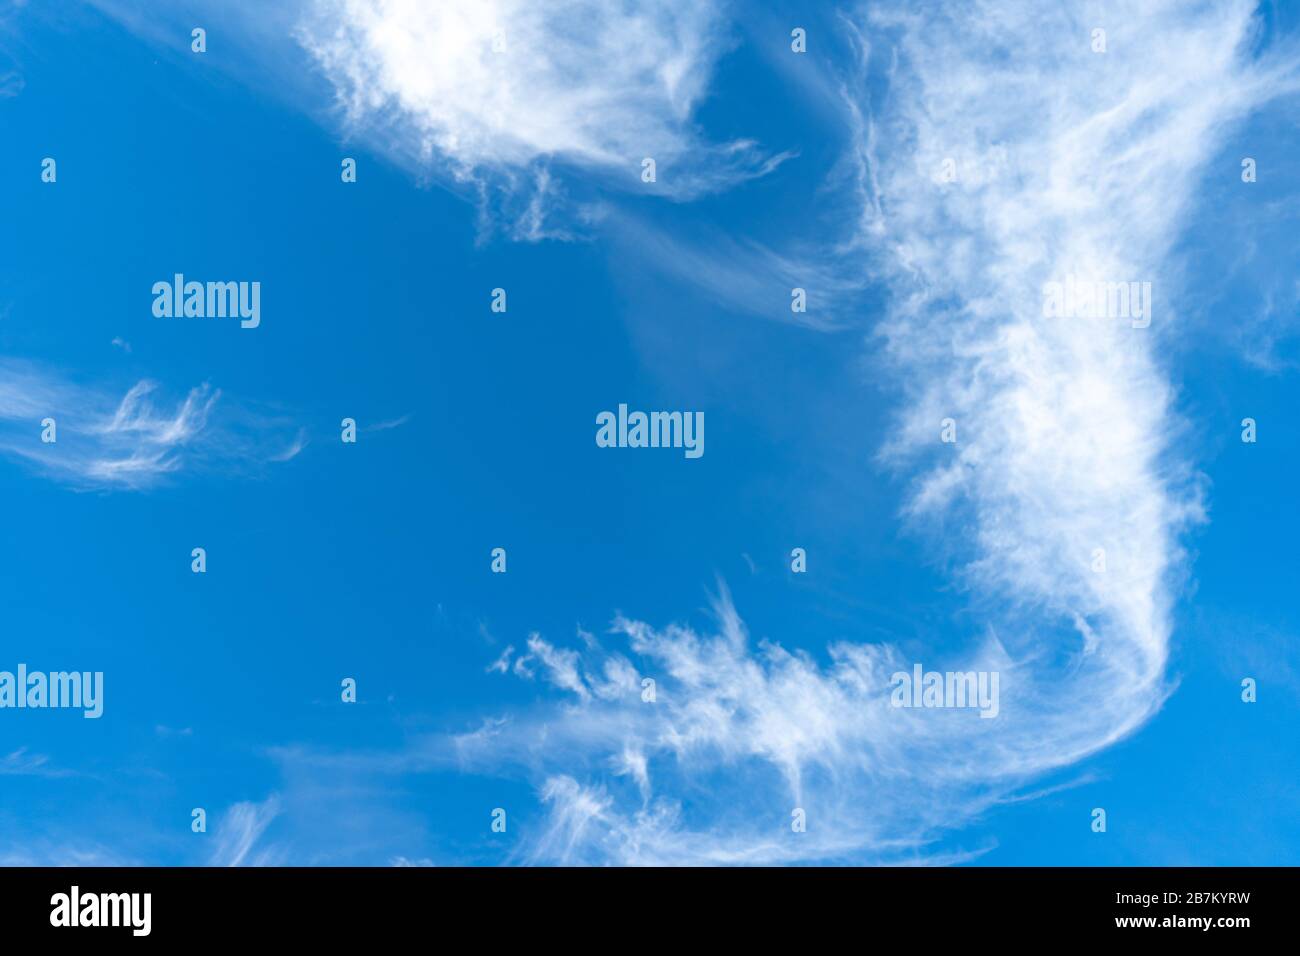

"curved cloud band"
[449,1,1297,863]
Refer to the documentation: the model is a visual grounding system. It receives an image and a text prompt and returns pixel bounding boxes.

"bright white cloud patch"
[295,0,782,205]
[862,0,1299,750]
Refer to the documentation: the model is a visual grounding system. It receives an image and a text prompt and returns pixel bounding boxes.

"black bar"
[0,866,1291,941]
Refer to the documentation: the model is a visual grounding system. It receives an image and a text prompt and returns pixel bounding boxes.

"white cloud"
[0,747,73,778]
[155,725,195,738]
[269,427,309,463]
[859,0,1299,754]
[447,0,1300,864]
[516,634,591,701]
[486,645,514,675]
[0,358,304,490]
[294,0,786,209]
[364,413,411,432]
[0,844,130,867]
[84,0,788,234]
[209,795,283,867]
[607,212,868,332]
[455,588,1012,864]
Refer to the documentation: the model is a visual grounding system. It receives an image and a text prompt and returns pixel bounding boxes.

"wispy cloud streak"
[208,795,283,867]
[0,358,304,489]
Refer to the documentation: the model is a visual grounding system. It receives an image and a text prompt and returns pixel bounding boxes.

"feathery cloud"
[298,0,749,174]
[0,358,304,490]
[294,0,789,230]
[208,795,283,867]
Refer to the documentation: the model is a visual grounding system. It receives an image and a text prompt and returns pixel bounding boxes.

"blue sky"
[1,0,1298,866]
